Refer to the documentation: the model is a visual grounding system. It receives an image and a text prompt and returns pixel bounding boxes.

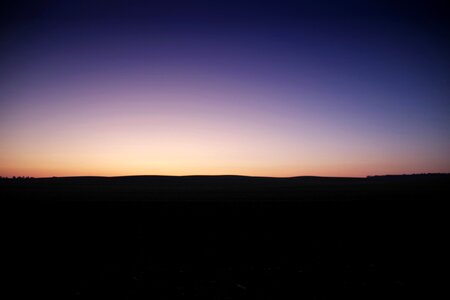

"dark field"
[4,174,448,299]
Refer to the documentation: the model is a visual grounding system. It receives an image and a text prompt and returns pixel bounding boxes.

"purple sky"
[1,1,449,177]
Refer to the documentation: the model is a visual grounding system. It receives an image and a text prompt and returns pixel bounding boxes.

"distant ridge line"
[2,173,449,181]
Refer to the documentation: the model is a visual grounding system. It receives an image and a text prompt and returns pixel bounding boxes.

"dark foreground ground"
[3,174,448,299]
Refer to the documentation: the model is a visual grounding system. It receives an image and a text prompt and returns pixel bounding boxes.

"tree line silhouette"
[0,176,35,180]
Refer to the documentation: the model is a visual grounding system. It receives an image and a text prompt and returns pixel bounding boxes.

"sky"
[1,0,449,177]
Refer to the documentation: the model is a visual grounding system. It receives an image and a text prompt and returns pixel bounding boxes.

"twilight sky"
[1,0,449,177]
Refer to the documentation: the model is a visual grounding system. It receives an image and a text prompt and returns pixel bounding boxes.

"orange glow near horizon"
[1,87,448,178]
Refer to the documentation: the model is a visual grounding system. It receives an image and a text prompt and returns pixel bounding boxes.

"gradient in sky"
[1,0,449,177]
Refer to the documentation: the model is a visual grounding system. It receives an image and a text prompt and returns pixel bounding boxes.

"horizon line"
[2,172,449,180]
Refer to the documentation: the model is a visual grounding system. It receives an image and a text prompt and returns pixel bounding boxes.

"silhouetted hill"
[2,173,449,203]
[6,173,446,299]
